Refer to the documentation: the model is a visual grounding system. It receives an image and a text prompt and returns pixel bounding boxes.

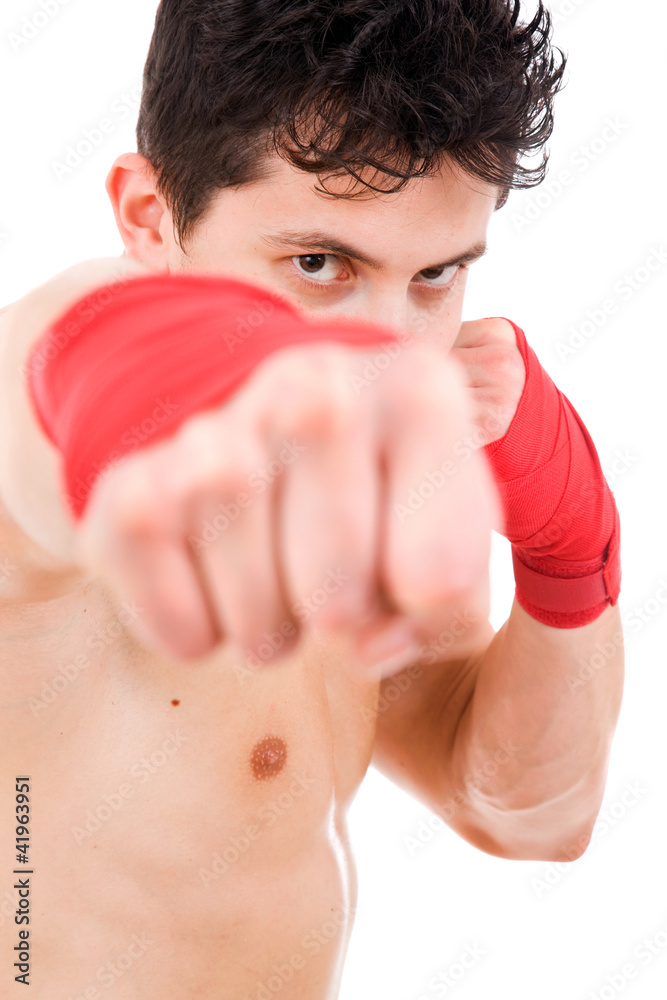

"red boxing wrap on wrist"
[27,272,399,521]
[483,320,621,629]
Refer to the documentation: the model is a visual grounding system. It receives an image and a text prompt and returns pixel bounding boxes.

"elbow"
[464,823,594,863]
[502,826,594,863]
[453,801,597,862]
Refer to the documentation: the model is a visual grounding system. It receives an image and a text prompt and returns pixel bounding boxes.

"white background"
[1,1,666,998]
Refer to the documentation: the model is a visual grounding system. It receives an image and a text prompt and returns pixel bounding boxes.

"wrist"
[511,500,621,628]
[483,322,622,628]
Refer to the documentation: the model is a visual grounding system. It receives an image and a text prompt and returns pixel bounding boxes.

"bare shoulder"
[0,257,154,573]
[2,256,155,345]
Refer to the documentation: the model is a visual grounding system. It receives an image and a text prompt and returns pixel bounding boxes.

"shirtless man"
[0,2,624,997]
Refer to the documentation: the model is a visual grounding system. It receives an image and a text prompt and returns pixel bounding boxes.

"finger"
[450,341,526,445]
[268,346,379,632]
[157,407,297,667]
[78,454,219,661]
[379,344,498,630]
[109,534,220,661]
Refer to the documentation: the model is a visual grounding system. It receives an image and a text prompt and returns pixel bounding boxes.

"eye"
[416,264,460,286]
[292,254,345,283]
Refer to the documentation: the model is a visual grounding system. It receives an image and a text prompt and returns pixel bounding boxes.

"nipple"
[250,736,287,781]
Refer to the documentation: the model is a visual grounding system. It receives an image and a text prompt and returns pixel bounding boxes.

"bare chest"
[1,575,379,824]
[0,577,380,994]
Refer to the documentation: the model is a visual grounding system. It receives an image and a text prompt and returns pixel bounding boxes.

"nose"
[335,289,413,338]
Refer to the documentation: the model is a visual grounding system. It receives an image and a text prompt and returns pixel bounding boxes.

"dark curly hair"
[136,0,566,252]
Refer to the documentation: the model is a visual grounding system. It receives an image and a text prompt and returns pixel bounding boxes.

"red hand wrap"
[27,271,399,521]
[483,320,621,629]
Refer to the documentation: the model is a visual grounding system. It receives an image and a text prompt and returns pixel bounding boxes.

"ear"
[105,153,174,267]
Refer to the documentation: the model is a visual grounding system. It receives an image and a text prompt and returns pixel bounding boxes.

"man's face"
[147,152,498,350]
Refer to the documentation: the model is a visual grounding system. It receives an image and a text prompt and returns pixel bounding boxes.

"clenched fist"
[76,337,503,677]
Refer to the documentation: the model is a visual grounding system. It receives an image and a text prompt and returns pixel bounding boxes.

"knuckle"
[389,345,461,415]
[460,317,516,347]
[264,345,358,440]
[489,342,522,381]
[168,415,264,501]
[396,552,486,611]
[111,462,165,539]
[211,464,257,505]
[483,317,517,345]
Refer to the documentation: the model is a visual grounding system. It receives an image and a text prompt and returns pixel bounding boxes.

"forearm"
[0,255,152,565]
[449,599,624,861]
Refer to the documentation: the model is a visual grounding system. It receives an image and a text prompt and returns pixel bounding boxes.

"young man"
[0,1,623,997]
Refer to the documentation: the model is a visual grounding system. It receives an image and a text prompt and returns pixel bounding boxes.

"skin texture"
[0,151,623,999]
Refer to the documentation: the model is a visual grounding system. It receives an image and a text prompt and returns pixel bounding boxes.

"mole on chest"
[250,736,288,781]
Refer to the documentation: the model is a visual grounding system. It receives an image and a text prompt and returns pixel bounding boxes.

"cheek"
[168,245,192,271]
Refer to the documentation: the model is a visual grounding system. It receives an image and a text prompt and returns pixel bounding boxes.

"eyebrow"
[260,229,488,272]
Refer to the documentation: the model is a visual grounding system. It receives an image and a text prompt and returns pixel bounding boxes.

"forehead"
[203,152,498,254]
